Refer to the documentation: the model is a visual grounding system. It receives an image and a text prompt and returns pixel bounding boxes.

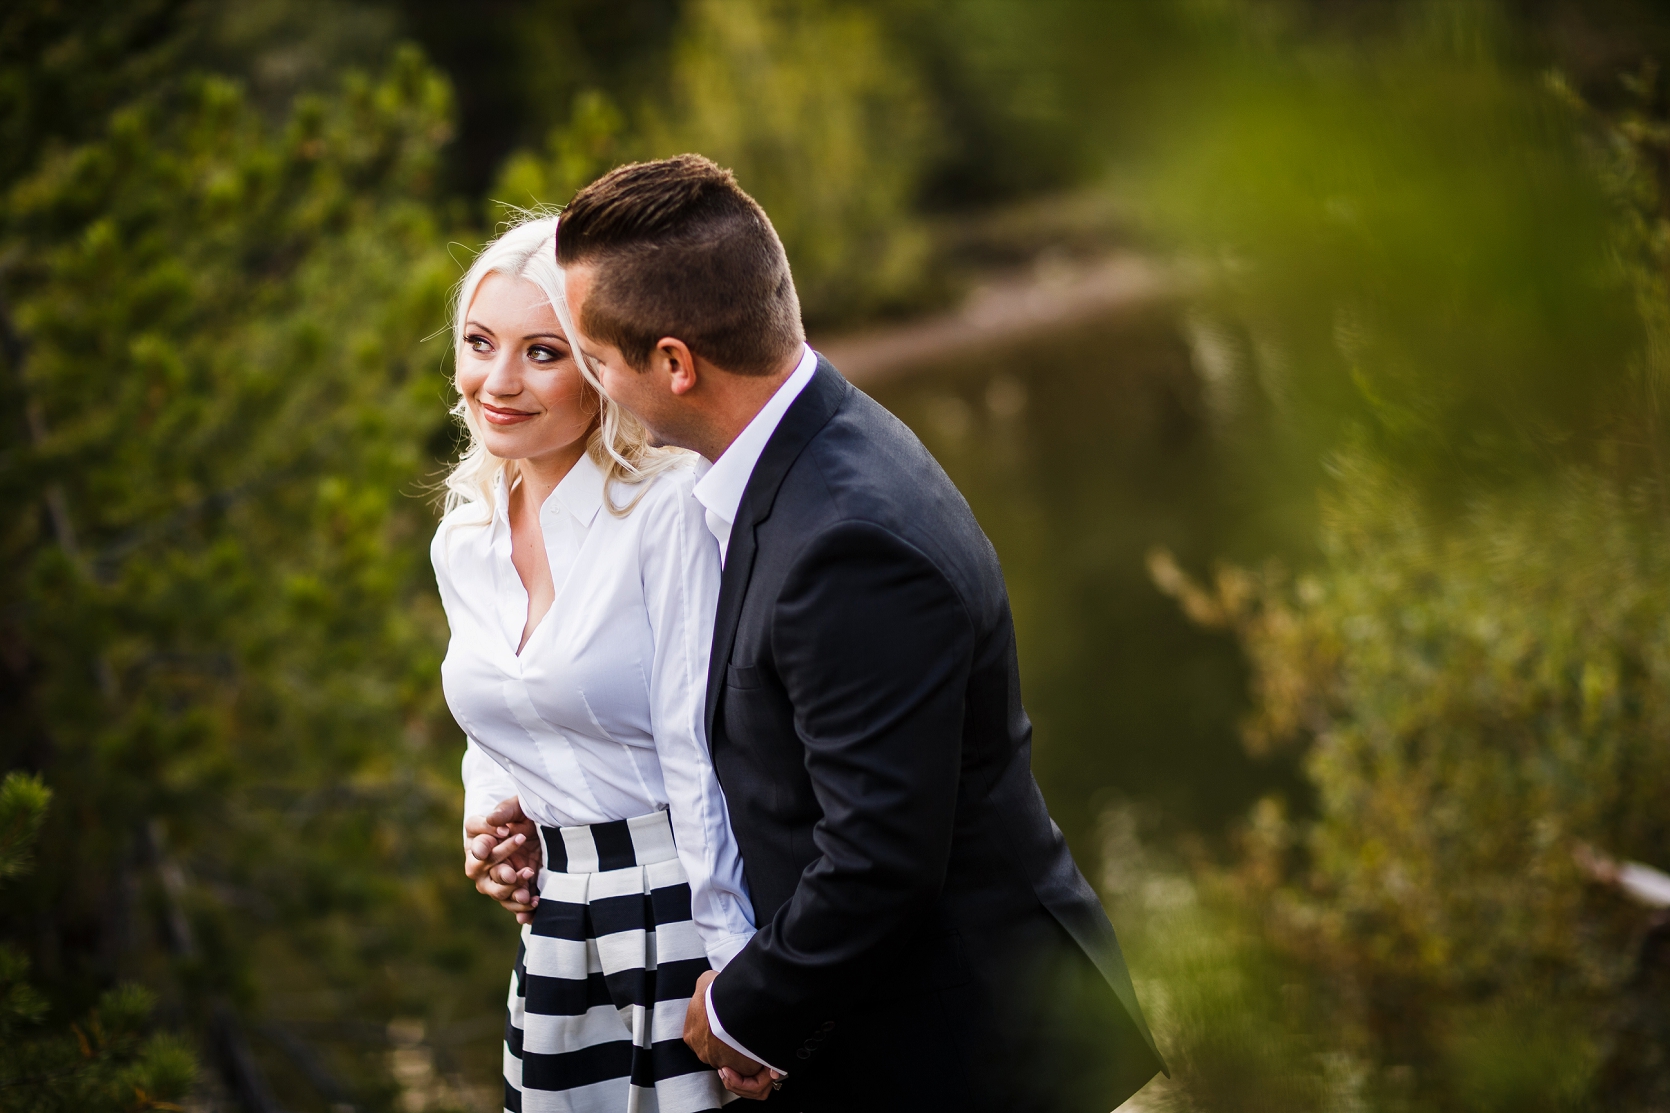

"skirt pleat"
[503,810,728,1113]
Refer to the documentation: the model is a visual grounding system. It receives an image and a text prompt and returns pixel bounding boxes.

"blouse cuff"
[703,931,755,972]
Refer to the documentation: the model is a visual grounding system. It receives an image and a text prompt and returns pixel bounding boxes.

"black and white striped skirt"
[503,809,729,1113]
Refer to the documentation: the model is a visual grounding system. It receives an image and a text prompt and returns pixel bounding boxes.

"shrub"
[1153,457,1670,1107]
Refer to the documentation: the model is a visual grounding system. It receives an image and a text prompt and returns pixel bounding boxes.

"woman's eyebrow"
[524,332,567,341]
[463,319,496,334]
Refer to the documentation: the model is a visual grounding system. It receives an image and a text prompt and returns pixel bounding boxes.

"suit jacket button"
[821,1021,836,1032]
[796,1049,811,1060]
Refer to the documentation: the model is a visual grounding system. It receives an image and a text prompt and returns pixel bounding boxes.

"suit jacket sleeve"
[710,519,975,1064]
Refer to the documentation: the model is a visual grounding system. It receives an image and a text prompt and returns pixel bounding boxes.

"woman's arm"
[640,475,757,969]
[461,740,541,922]
[461,736,519,841]
[435,519,540,921]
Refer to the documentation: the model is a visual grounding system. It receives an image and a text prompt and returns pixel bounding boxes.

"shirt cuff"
[705,981,786,1077]
[704,931,754,972]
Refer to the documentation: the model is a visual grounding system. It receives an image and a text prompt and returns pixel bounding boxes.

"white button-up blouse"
[431,452,755,968]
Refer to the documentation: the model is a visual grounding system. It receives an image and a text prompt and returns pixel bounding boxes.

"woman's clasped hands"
[463,795,542,924]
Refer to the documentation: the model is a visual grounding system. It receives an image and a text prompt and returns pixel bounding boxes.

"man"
[557,154,1164,1111]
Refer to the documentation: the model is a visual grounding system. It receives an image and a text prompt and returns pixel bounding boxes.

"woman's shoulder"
[435,498,495,538]
[609,453,704,517]
[430,499,493,570]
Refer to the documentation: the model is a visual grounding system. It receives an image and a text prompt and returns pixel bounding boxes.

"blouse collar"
[491,450,607,528]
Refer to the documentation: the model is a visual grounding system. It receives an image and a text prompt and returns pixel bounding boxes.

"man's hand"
[684,970,781,1100]
[464,796,542,924]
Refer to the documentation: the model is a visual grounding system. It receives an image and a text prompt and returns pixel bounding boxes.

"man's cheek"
[598,364,625,400]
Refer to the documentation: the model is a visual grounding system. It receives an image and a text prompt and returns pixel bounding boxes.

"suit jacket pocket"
[727,662,765,690]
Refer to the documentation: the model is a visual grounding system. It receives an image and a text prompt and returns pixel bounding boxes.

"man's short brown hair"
[556,155,804,376]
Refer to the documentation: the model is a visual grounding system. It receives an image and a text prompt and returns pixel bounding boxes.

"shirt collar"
[692,344,818,529]
[490,450,606,528]
[554,450,605,527]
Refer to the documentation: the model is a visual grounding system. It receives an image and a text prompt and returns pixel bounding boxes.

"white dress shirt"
[692,344,818,567]
[434,452,756,970]
[695,343,819,1073]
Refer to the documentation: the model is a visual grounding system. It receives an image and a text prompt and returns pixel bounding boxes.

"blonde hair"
[443,214,686,521]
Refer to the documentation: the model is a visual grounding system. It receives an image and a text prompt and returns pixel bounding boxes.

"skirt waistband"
[537,808,677,874]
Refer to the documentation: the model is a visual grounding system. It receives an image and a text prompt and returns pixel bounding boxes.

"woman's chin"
[481,431,533,461]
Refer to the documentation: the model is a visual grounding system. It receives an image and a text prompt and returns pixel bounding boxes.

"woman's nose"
[481,352,521,397]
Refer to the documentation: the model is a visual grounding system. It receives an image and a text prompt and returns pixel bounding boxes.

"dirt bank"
[812,251,1174,386]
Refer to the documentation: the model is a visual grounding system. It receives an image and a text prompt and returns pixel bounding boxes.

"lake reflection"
[859,307,1299,867]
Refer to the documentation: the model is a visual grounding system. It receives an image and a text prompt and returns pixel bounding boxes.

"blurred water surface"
[862,306,1302,858]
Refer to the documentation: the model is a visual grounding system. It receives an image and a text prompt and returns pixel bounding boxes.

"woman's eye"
[529,345,565,363]
[466,334,492,353]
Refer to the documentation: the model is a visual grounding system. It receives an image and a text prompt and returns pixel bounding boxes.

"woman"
[431,216,753,1113]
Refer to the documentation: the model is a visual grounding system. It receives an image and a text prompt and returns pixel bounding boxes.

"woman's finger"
[476,870,518,898]
[467,833,499,862]
[484,795,527,828]
[484,832,525,866]
[507,844,543,870]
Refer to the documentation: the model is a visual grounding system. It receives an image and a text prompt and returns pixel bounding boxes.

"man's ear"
[655,338,700,396]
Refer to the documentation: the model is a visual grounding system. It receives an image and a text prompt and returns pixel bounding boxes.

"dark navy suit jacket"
[706,359,1165,1112]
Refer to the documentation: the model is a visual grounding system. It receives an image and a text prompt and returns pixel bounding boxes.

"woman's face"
[457,272,597,468]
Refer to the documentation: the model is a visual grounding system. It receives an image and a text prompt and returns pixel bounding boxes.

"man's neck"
[696,348,803,462]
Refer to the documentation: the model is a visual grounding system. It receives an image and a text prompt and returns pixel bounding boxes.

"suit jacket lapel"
[704,358,850,745]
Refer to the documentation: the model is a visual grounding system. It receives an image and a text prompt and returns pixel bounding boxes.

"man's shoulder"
[781,384,995,580]
[801,384,933,490]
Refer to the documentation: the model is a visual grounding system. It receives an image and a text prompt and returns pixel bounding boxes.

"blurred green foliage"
[2,1,1119,1106]
[0,973,199,1113]
[480,0,1109,323]
[0,770,50,882]
[1,27,513,1111]
[1135,3,1645,491]
[1155,460,1669,1109]
[0,772,197,1112]
[642,0,933,322]
[492,0,937,323]
[1132,5,1670,1109]
[8,0,1670,1109]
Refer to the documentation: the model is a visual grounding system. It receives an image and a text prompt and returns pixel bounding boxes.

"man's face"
[563,263,683,448]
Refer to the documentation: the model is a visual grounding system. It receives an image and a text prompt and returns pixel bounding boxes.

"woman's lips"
[481,404,537,426]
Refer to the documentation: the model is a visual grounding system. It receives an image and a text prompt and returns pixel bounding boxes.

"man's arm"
[707,520,975,1069]
[684,970,780,1100]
